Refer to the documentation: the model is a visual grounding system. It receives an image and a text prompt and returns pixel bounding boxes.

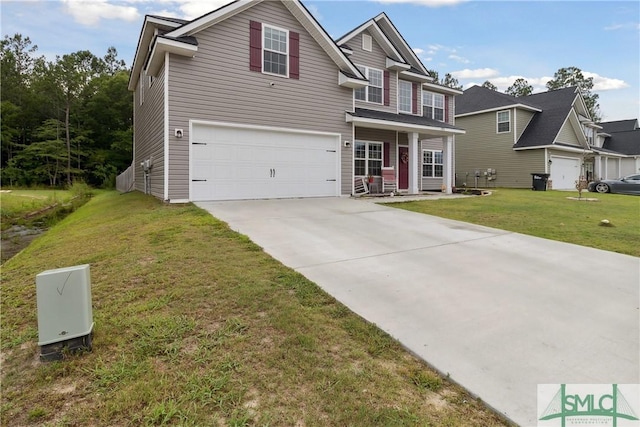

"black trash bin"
[531,173,550,191]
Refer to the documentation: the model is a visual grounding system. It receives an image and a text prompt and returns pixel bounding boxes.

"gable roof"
[600,119,639,133]
[335,12,432,80]
[129,0,366,91]
[514,87,582,149]
[455,85,541,116]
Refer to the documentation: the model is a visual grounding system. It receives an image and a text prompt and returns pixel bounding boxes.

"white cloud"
[603,22,640,31]
[583,72,629,91]
[62,0,139,26]
[413,48,424,55]
[306,4,322,21]
[448,54,469,64]
[374,0,468,6]
[451,68,499,79]
[177,0,232,20]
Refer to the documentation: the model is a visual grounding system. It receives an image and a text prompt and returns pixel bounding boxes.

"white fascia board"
[340,47,353,55]
[146,37,197,77]
[399,70,432,83]
[346,113,466,136]
[129,17,183,91]
[373,13,430,76]
[514,144,592,153]
[565,110,589,148]
[455,104,542,118]
[167,0,257,37]
[386,57,410,71]
[421,81,462,95]
[339,71,368,89]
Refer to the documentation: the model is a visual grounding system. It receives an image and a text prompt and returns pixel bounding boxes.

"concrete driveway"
[196,197,639,426]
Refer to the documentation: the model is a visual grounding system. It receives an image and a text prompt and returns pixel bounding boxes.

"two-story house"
[591,119,640,179]
[455,85,600,190]
[125,0,464,202]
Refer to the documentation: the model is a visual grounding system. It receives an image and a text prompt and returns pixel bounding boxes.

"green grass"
[0,189,74,227]
[391,189,639,257]
[1,191,510,426]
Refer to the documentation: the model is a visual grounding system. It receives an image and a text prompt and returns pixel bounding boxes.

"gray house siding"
[456,112,544,188]
[349,31,398,115]
[421,138,444,190]
[166,0,353,199]
[355,128,398,190]
[133,65,165,198]
[555,120,581,146]
[516,109,535,140]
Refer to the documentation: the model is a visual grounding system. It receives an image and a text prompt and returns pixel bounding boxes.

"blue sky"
[1,0,638,121]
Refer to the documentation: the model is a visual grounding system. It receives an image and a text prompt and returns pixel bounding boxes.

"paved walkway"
[196,197,640,426]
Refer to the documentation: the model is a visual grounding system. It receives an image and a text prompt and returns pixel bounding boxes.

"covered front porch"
[346,108,465,195]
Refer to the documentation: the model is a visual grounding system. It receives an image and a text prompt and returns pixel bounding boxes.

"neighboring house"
[591,119,640,179]
[454,85,602,190]
[126,0,464,202]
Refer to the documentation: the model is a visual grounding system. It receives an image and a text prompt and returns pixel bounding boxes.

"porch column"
[408,132,419,194]
[443,136,454,194]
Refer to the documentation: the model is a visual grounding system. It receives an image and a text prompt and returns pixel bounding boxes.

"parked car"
[587,174,640,195]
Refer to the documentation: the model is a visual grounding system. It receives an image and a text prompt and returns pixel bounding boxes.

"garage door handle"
[192,142,207,145]
[326,179,336,182]
[192,179,207,182]
[270,168,276,178]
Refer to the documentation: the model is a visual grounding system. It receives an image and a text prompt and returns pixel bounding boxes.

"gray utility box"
[36,264,94,361]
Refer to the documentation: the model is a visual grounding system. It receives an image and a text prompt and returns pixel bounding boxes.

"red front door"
[398,146,409,190]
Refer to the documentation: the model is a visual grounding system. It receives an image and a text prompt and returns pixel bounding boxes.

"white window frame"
[354,65,384,104]
[354,141,383,177]
[497,110,511,133]
[423,91,445,122]
[398,80,412,113]
[362,33,372,52]
[262,23,289,78]
[422,149,443,178]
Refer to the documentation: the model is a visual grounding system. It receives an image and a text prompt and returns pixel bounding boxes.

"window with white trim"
[423,91,444,121]
[263,25,288,76]
[354,66,383,104]
[422,150,443,178]
[497,110,510,133]
[355,141,383,176]
[362,33,372,52]
[398,80,412,113]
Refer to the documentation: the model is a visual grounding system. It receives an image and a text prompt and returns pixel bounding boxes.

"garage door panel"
[551,157,580,190]
[191,124,339,201]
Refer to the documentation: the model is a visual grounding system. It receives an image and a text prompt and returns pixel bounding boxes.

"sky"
[1,0,638,121]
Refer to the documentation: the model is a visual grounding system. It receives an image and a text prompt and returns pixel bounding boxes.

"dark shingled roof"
[513,87,579,148]
[600,119,639,133]
[352,108,464,131]
[147,15,190,25]
[603,130,640,155]
[455,85,539,115]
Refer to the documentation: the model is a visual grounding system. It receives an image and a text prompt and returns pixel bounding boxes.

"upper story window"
[423,91,444,121]
[398,80,412,113]
[583,125,594,145]
[497,110,511,133]
[362,34,372,52]
[355,66,383,104]
[263,25,288,76]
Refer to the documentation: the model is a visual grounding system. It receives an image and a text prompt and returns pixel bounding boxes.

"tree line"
[1,34,132,188]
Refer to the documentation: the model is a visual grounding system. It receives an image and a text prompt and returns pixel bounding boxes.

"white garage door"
[190,124,340,201]
[550,156,580,190]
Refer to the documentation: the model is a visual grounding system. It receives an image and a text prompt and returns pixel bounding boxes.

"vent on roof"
[362,34,372,52]
[36,264,94,361]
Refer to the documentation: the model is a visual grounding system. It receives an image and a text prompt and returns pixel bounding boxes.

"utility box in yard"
[36,264,94,361]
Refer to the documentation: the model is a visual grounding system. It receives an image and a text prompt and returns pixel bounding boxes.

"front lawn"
[1,191,509,426]
[391,189,639,257]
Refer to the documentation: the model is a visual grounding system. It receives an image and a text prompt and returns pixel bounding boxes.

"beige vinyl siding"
[133,66,165,198]
[166,1,353,199]
[555,120,581,146]
[446,95,455,125]
[456,112,545,188]
[516,109,535,141]
[421,138,444,190]
[349,31,397,114]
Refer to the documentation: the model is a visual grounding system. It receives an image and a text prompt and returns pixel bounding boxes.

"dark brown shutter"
[250,21,262,72]
[384,71,390,106]
[384,142,390,167]
[290,31,299,79]
[412,83,418,114]
[445,95,449,123]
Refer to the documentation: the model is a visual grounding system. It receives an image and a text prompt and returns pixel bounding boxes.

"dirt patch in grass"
[1,191,512,426]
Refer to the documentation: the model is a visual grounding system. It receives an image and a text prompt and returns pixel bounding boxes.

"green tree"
[441,73,462,90]
[481,81,498,91]
[506,78,533,97]
[546,66,600,121]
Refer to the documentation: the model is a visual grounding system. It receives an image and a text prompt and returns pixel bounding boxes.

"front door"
[398,146,409,190]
